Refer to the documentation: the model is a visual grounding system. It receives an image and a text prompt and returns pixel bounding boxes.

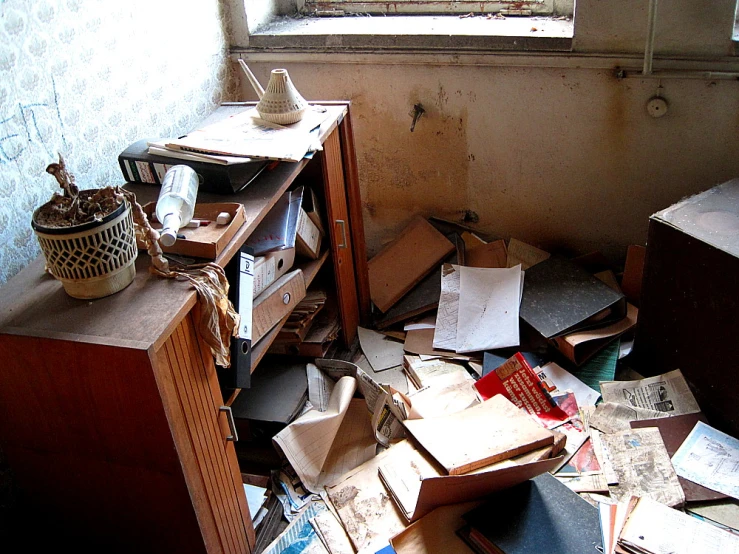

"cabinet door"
[321,127,360,346]
[154,311,255,553]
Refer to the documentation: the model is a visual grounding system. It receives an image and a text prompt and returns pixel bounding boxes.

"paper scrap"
[357,326,405,372]
[602,427,685,507]
[672,421,739,501]
[506,238,550,269]
[536,361,601,407]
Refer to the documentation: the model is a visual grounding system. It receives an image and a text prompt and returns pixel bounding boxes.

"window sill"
[247,15,573,52]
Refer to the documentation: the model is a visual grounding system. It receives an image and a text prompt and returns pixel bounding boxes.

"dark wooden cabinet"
[0,103,369,553]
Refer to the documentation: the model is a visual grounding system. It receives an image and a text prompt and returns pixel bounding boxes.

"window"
[300,0,568,17]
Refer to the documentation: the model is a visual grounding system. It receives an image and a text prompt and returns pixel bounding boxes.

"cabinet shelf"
[0,102,369,553]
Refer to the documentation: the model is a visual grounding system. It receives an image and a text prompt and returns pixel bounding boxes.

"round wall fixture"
[647,96,669,118]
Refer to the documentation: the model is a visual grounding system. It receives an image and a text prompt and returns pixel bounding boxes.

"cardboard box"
[633,178,739,438]
[295,206,323,260]
[139,202,245,260]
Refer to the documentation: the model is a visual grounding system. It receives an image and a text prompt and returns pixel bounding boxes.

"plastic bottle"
[155,165,199,247]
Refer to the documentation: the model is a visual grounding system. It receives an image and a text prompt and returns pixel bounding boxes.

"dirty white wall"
[0,0,236,285]
[232,0,739,263]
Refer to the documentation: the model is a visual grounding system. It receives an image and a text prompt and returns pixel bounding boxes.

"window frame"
[300,0,559,17]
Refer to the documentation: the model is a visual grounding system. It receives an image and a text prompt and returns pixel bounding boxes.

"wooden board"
[368,216,454,313]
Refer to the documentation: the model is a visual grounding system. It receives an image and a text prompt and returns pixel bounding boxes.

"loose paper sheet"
[600,369,701,416]
[307,363,336,412]
[588,401,668,434]
[325,448,408,554]
[274,377,376,493]
[536,362,601,407]
[455,265,523,353]
[619,496,739,554]
[405,371,480,419]
[601,427,685,507]
[357,326,405,372]
[433,264,460,350]
[314,358,410,447]
[672,421,739,501]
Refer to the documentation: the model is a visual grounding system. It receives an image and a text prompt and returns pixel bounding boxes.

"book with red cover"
[474,353,569,429]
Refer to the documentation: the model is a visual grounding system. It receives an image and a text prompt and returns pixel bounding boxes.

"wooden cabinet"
[0,103,369,553]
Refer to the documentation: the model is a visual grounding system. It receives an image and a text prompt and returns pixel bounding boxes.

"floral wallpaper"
[0,0,238,284]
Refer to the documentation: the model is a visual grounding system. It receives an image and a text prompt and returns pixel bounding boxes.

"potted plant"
[31,155,138,299]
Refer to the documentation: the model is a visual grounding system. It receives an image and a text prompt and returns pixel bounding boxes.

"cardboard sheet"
[357,326,405,372]
[377,438,562,522]
[403,395,555,475]
[368,216,454,313]
[390,501,483,554]
[506,238,550,269]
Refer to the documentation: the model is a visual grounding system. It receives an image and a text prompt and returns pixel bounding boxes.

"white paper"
[404,314,436,331]
[357,326,405,372]
[243,484,268,521]
[273,377,358,493]
[619,497,739,554]
[672,421,739,501]
[536,362,601,407]
[307,363,336,412]
[433,264,460,350]
[455,265,523,353]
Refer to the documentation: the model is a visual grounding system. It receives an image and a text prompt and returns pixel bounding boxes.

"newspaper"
[588,401,668,434]
[600,369,701,415]
[601,427,685,507]
[672,421,739,500]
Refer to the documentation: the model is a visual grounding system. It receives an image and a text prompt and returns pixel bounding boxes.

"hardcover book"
[457,472,603,554]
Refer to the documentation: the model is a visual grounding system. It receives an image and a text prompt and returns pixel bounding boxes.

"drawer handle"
[219,406,238,442]
[336,219,347,249]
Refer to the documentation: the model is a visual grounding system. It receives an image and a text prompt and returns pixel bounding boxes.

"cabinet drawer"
[252,269,306,344]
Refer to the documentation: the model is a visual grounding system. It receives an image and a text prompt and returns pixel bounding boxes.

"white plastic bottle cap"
[216,212,232,225]
[160,229,178,247]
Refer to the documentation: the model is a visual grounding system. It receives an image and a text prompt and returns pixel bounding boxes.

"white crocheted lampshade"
[255,69,308,125]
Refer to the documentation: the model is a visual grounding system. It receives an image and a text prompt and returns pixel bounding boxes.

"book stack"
[118,104,330,194]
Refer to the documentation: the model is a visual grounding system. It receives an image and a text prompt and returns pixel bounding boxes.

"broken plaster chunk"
[216,212,232,225]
